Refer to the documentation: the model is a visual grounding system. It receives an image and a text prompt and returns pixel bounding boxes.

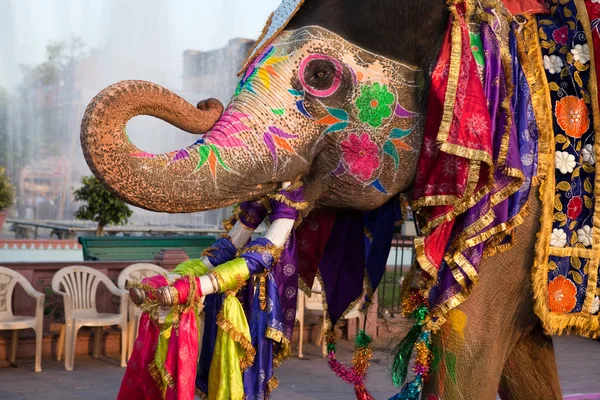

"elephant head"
[80,0,449,214]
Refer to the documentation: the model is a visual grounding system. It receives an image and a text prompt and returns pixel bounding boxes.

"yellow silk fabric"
[172,258,209,277]
[212,258,251,292]
[208,286,254,400]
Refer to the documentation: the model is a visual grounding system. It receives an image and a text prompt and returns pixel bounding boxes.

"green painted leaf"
[197,145,210,170]
[209,144,230,171]
[271,108,285,116]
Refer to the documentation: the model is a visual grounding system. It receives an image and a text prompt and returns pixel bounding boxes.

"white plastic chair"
[295,279,364,358]
[117,263,168,360]
[51,266,127,371]
[0,266,44,372]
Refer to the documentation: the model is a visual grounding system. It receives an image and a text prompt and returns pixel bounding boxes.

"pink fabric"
[117,275,169,400]
[165,277,203,400]
[502,0,548,15]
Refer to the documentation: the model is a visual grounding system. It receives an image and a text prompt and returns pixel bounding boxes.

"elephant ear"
[238,0,304,75]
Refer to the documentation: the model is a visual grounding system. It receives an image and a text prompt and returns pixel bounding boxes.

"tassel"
[390,322,423,387]
[354,384,376,400]
[388,376,423,400]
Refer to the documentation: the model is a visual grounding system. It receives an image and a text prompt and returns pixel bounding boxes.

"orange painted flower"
[555,96,589,138]
[547,275,577,313]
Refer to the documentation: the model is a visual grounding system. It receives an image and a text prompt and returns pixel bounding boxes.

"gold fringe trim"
[148,362,175,399]
[258,273,268,310]
[437,3,462,143]
[127,281,163,321]
[215,310,256,371]
[238,243,284,265]
[195,389,208,400]
[267,192,309,210]
[315,273,367,332]
[266,375,279,397]
[298,276,312,297]
[516,15,554,182]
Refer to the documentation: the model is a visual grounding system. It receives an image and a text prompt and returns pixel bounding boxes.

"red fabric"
[502,0,549,15]
[412,4,493,273]
[165,277,203,400]
[296,209,336,288]
[586,2,600,109]
[117,275,169,400]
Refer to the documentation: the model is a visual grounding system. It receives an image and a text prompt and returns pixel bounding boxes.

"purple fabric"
[428,22,535,310]
[205,236,237,266]
[319,211,365,326]
[364,196,402,291]
[239,200,269,230]
[242,237,276,275]
[269,190,302,339]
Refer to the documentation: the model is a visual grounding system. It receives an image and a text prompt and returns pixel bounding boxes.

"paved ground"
[0,336,598,399]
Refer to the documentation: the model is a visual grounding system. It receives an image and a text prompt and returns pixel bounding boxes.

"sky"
[0,0,282,89]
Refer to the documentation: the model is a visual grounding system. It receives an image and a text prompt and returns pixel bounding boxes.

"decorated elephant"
[80,0,600,399]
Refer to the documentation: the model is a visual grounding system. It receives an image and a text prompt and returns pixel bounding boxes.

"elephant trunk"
[81,80,276,212]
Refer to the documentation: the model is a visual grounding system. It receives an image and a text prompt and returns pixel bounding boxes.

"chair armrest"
[105,283,127,298]
[34,294,45,320]
[20,283,44,300]
[52,289,73,321]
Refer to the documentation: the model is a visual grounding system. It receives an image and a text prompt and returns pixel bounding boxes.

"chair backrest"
[0,266,38,319]
[51,266,116,312]
[304,279,325,311]
[117,263,168,290]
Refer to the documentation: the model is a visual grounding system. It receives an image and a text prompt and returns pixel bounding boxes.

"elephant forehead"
[273,26,421,86]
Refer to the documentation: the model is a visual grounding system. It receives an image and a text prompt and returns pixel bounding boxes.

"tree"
[0,166,15,211]
[73,176,133,236]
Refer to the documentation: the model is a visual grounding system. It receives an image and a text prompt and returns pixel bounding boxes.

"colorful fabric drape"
[118,275,169,400]
[196,199,269,397]
[530,0,600,337]
[411,0,535,326]
[502,0,549,15]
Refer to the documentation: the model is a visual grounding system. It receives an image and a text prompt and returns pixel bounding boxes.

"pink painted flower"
[553,25,568,45]
[340,133,381,181]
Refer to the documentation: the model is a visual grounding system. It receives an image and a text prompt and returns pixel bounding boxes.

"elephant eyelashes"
[299,54,343,97]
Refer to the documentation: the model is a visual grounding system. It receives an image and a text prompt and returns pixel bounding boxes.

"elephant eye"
[314,70,329,79]
[299,54,343,98]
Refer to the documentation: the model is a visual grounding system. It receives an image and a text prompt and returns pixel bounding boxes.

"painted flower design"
[555,151,576,174]
[567,196,583,220]
[543,55,564,74]
[552,25,569,45]
[548,275,577,313]
[582,143,595,165]
[550,228,567,247]
[556,96,589,138]
[577,225,593,247]
[340,133,381,181]
[355,83,395,128]
[591,297,600,315]
[571,43,590,65]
